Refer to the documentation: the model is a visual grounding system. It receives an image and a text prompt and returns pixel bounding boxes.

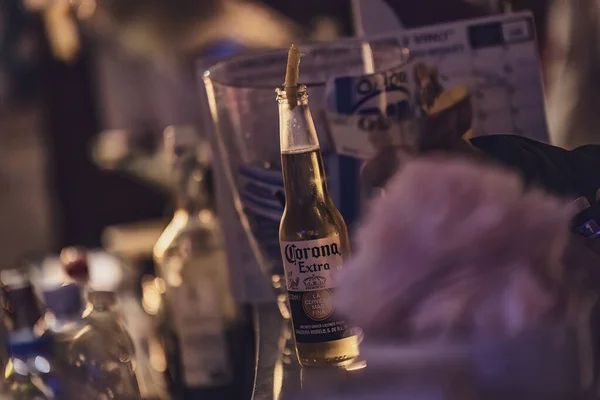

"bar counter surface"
[250,302,596,400]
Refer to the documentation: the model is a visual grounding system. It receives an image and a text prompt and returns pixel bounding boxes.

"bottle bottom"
[296,335,359,367]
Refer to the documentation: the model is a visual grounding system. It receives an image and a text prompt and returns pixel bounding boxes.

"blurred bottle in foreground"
[43,283,93,398]
[5,336,59,400]
[43,284,86,351]
[83,291,136,356]
[153,126,237,399]
[1,269,59,399]
[70,290,141,399]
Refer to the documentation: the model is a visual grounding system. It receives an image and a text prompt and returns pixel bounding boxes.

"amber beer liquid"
[277,85,359,366]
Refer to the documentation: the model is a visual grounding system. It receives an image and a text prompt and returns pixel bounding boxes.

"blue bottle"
[1,269,59,399]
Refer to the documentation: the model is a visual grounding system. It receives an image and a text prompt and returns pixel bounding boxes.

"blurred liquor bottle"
[1,268,59,399]
[43,283,126,399]
[70,289,141,399]
[153,126,254,399]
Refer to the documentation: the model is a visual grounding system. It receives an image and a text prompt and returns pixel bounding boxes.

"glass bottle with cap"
[42,283,98,398]
[5,336,59,399]
[43,284,86,341]
[69,290,141,399]
[1,269,60,399]
[153,125,237,399]
[83,291,136,365]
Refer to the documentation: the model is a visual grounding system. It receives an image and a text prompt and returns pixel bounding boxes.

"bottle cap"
[43,284,82,317]
[60,246,90,282]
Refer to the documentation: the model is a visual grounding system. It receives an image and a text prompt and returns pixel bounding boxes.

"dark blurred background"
[0,0,564,267]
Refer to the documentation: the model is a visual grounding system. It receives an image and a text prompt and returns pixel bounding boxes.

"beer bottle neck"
[277,86,321,153]
[278,86,329,205]
[282,149,329,205]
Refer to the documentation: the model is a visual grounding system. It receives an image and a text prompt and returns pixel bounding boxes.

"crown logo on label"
[303,275,327,290]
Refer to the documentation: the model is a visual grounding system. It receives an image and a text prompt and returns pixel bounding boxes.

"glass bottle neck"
[283,149,330,207]
[174,160,212,215]
[278,86,329,205]
[278,88,321,153]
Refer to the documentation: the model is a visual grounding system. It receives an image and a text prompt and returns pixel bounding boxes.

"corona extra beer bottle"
[277,45,359,366]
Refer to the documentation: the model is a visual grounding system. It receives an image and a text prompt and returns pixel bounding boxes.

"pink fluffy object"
[336,157,574,342]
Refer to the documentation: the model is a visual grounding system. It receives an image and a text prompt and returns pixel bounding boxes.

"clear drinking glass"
[202,40,409,379]
[202,38,409,310]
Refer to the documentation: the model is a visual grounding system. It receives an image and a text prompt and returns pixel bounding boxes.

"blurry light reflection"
[34,356,50,374]
[4,359,12,379]
[142,277,162,315]
[345,360,367,371]
[75,0,96,20]
[272,358,283,400]
[198,209,213,224]
[153,277,166,294]
[276,294,290,320]
[23,0,50,11]
[149,339,167,372]
[13,358,28,376]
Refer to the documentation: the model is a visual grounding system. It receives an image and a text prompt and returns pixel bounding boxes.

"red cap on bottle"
[60,246,90,283]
